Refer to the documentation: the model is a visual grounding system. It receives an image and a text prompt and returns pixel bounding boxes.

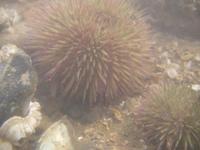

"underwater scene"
[0,0,200,149]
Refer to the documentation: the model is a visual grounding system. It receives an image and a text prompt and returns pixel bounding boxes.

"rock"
[191,84,200,91]
[195,53,200,61]
[0,138,13,150]
[36,119,74,150]
[0,44,38,124]
[0,7,21,33]
[0,8,9,31]
[165,61,180,79]
[166,67,179,79]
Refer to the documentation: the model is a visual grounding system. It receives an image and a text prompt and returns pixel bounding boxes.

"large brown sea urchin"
[20,0,152,105]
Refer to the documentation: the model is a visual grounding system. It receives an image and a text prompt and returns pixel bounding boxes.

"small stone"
[0,8,9,31]
[0,7,21,32]
[0,138,13,150]
[8,9,21,25]
[165,61,180,79]
[184,61,193,70]
[195,54,200,61]
[191,84,200,91]
[77,136,83,141]
[36,119,74,150]
[0,44,38,124]
[166,67,178,79]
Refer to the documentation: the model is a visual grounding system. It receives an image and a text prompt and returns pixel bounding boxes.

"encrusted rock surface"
[0,7,21,32]
[0,44,37,124]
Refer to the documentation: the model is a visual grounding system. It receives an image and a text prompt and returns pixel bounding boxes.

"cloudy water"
[0,0,200,150]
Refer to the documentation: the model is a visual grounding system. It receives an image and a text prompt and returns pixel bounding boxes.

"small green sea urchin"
[20,0,152,105]
[134,83,200,150]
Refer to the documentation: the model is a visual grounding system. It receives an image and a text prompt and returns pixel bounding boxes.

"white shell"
[37,120,74,150]
[0,101,42,145]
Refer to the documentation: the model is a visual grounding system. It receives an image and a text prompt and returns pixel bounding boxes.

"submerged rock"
[0,7,21,32]
[0,138,13,150]
[0,44,38,124]
[0,8,8,31]
[36,119,74,150]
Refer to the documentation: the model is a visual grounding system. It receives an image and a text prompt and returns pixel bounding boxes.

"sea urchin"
[134,83,200,150]
[20,0,152,105]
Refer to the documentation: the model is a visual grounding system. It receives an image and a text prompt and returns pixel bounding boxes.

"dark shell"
[0,44,38,124]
